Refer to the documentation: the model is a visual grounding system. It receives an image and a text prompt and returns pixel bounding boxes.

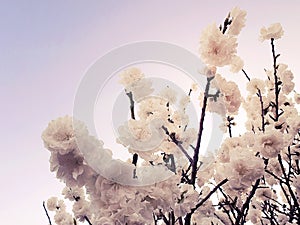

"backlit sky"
[1,1,300,224]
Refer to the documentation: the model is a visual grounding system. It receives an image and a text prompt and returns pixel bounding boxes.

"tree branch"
[189,76,214,186]
[43,201,52,225]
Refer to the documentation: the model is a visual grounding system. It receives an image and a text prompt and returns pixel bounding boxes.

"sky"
[1,1,300,224]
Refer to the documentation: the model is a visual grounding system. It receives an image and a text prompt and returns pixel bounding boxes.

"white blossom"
[159,86,177,104]
[256,130,285,158]
[47,197,59,211]
[199,23,238,67]
[42,116,87,155]
[200,65,217,78]
[216,146,264,191]
[119,67,144,87]
[62,186,85,201]
[54,211,74,225]
[228,7,247,36]
[230,55,244,73]
[260,23,284,41]
[246,78,266,94]
[128,78,154,101]
[214,74,242,114]
[73,199,91,222]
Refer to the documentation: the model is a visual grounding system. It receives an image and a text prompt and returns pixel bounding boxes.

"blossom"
[228,152,264,190]
[191,83,198,91]
[47,197,59,211]
[256,130,285,158]
[200,65,217,78]
[230,55,244,73]
[294,92,300,104]
[42,116,88,155]
[119,67,144,87]
[199,23,238,67]
[247,208,261,224]
[256,187,273,201]
[214,74,242,114]
[73,199,91,222]
[274,64,295,94]
[137,97,169,121]
[174,184,198,217]
[54,211,74,225]
[246,78,266,94]
[215,146,264,191]
[49,149,90,187]
[159,87,177,104]
[117,118,164,151]
[62,186,85,201]
[260,23,284,41]
[228,7,247,36]
[127,78,154,101]
[179,95,190,110]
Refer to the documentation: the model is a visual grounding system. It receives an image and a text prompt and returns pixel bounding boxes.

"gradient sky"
[1,1,300,224]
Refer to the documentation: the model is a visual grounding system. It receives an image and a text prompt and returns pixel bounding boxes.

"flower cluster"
[42,7,300,225]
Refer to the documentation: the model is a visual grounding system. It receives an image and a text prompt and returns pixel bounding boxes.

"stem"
[72,196,93,225]
[162,126,193,163]
[227,116,233,138]
[126,91,135,120]
[235,178,260,225]
[258,89,265,132]
[43,201,52,225]
[271,38,280,121]
[189,77,214,186]
[242,69,251,81]
[278,154,300,217]
[184,178,228,225]
[84,216,93,225]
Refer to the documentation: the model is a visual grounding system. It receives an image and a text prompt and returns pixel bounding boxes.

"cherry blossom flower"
[294,92,300,104]
[42,116,87,155]
[228,7,247,36]
[246,78,266,94]
[47,197,59,211]
[159,86,177,104]
[256,130,285,158]
[54,211,74,225]
[199,23,238,67]
[214,74,242,114]
[119,67,144,87]
[62,186,85,201]
[72,199,91,222]
[230,55,244,73]
[260,23,284,41]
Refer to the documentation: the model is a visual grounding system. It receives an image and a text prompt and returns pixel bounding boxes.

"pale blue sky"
[1,1,300,224]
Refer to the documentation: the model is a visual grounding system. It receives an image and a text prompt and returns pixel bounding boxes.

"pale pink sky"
[0,1,300,224]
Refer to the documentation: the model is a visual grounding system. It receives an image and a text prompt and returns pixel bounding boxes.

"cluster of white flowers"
[199,7,246,73]
[42,7,300,225]
[260,23,284,41]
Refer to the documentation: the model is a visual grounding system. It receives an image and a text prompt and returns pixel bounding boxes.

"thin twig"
[184,178,228,225]
[242,69,251,81]
[43,201,52,225]
[235,178,261,225]
[190,77,214,186]
[84,216,93,225]
[162,126,193,163]
[271,38,280,121]
[258,89,265,132]
[126,91,135,120]
[277,154,300,218]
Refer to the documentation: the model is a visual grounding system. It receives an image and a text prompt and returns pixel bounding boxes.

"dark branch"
[43,201,52,225]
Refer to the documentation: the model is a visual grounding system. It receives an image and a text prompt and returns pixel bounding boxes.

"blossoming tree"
[42,7,300,225]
